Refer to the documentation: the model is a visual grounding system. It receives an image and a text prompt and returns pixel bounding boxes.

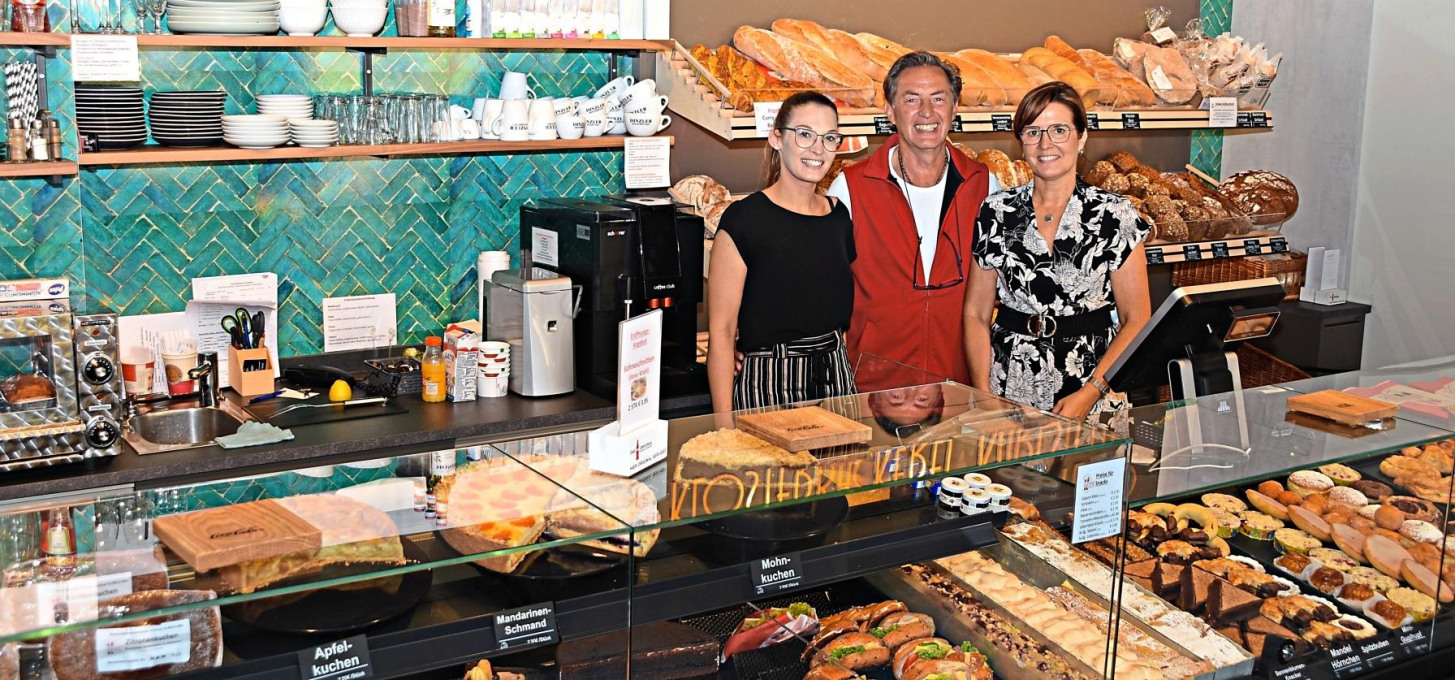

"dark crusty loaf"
[1221,170,1299,225]
[47,590,222,680]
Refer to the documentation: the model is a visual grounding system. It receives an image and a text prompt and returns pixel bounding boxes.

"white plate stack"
[222,114,289,149]
[477,341,510,398]
[148,90,224,148]
[76,86,147,151]
[255,94,313,121]
[290,119,338,148]
[165,0,281,34]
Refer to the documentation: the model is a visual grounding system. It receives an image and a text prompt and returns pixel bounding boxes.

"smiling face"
[886,65,955,155]
[1020,101,1087,183]
[770,101,838,185]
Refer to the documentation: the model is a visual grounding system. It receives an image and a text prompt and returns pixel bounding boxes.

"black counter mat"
[243,394,407,428]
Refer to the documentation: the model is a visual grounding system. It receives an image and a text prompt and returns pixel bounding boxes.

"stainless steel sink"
[122,399,256,455]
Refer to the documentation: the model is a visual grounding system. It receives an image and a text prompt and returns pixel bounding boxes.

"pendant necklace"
[897,146,949,189]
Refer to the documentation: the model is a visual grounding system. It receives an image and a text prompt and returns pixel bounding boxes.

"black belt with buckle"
[995,306,1114,339]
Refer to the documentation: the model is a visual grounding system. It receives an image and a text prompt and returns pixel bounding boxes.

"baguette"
[733,25,816,84]
[1020,47,1102,108]
[1077,48,1157,107]
[771,19,886,82]
[954,49,1033,103]
[934,52,1008,106]
[1017,62,1056,88]
[854,31,914,73]
[1045,36,1117,105]
[975,149,1017,189]
[733,26,875,107]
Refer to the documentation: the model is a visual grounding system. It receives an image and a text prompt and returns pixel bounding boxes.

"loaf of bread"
[689,43,817,113]
[733,26,875,107]
[1016,62,1055,88]
[47,590,222,680]
[0,374,55,405]
[1077,48,1156,107]
[1113,38,1196,104]
[772,19,886,82]
[1044,37,1116,106]
[975,149,1017,189]
[1019,47,1102,108]
[954,49,1033,103]
[854,32,914,74]
[934,52,1008,106]
[1221,170,1299,225]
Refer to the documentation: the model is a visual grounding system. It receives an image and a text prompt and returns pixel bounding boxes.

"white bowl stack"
[147,90,224,148]
[477,341,510,398]
[255,94,314,121]
[222,114,290,149]
[329,0,387,37]
[290,119,338,148]
[165,0,281,34]
[76,86,147,151]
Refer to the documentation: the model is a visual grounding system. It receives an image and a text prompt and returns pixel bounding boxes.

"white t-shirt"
[826,149,1001,283]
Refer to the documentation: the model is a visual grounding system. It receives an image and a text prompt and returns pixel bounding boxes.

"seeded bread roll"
[975,149,1016,189]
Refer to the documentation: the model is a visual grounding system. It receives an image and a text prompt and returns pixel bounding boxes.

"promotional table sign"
[1070,457,1127,544]
[624,136,671,189]
[590,309,668,477]
[492,603,559,652]
[300,635,374,680]
[1300,247,1347,305]
[750,551,804,595]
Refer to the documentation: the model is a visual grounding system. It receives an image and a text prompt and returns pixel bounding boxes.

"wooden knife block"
[228,345,274,397]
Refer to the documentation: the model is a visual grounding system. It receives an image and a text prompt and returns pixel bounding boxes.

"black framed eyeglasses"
[1019,123,1074,144]
[777,126,844,152]
[913,226,965,290]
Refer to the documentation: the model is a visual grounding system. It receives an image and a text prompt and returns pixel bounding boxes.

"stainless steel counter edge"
[0,389,711,501]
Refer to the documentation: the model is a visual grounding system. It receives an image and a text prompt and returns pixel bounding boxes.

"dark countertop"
[0,388,712,502]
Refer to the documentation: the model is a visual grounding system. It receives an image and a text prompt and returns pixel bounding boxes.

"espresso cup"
[594,75,635,101]
[448,104,472,120]
[625,95,669,118]
[552,98,577,118]
[606,112,626,135]
[556,114,584,140]
[579,97,608,118]
[499,71,535,100]
[472,97,490,121]
[495,99,531,141]
[459,119,482,139]
[583,115,606,137]
[618,79,658,110]
[625,113,671,136]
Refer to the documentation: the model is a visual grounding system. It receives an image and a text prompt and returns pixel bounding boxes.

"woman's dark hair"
[884,51,963,105]
[761,91,839,188]
[1012,81,1087,140]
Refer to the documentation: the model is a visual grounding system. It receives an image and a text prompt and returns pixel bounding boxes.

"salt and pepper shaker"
[45,118,60,160]
[6,118,27,162]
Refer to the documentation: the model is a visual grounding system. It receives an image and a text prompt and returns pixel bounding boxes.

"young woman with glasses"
[707,92,856,414]
[963,81,1153,421]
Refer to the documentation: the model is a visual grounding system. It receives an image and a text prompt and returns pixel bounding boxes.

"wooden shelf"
[0,33,70,47]
[0,160,78,179]
[78,136,670,166]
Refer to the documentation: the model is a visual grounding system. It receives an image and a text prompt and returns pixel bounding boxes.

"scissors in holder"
[220,308,253,349]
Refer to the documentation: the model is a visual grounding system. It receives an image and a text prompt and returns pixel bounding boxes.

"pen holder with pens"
[228,345,274,397]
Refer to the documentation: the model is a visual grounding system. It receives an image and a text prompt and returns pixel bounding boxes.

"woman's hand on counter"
[1052,384,1101,422]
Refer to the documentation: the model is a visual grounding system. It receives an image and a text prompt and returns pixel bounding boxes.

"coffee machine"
[520,196,706,400]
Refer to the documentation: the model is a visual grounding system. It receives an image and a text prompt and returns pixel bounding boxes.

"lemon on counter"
[328,380,353,402]
[402,347,421,360]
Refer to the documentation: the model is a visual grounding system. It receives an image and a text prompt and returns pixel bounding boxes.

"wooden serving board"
[1286,390,1398,426]
[153,499,322,572]
[736,406,872,451]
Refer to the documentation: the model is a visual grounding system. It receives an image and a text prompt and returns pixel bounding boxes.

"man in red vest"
[827,52,997,392]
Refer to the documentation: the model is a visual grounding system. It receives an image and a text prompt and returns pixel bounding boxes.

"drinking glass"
[146,0,166,33]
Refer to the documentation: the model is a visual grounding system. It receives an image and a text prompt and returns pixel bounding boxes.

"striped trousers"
[732,330,856,410]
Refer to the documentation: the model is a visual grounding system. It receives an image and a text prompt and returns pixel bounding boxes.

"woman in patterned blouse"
[962,82,1153,420]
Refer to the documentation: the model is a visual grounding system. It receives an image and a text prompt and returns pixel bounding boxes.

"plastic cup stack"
[478,251,511,322]
[477,341,511,398]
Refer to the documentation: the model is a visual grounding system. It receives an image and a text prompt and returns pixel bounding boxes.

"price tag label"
[1207,97,1238,128]
[1354,636,1397,671]
[1326,642,1364,678]
[1150,26,1178,44]
[990,114,1012,132]
[1250,111,1269,127]
[1070,458,1126,543]
[750,552,804,595]
[1086,113,1100,130]
[1121,113,1141,130]
[1395,624,1432,658]
[753,101,783,135]
[1182,244,1202,261]
[1211,242,1231,258]
[873,116,895,135]
[1271,237,1289,253]
[492,603,559,652]
[1244,238,1263,255]
[1146,248,1164,265]
[300,635,374,680]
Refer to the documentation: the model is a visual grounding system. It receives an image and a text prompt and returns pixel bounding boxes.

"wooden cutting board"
[1286,390,1398,426]
[153,499,322,572]
[736,406,872,451]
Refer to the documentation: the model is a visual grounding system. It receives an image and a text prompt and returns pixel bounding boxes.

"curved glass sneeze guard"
[484,381,1131,531]
[1126,384,1455,506]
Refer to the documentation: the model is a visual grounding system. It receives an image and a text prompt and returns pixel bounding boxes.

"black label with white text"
[1212,241,1231,258]
[1244,238,1264,255]
[1355,635,1397,670]
[1271,237,1289,253]
[300,635,373,680]
[1121,113,1141,129]
[492,603,558,652]
[1395,624,1432,658]
[990,114,1012,132]
[1269,660,1331,680]
[873,117,894,135]
[1146,248,1164,265]
[1183,244,1202,261]
[1086,113,1099,130]
[750,552,804,595]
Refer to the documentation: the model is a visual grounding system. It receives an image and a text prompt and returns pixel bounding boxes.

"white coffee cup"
[583,115,606,137]
[625,95,669,118]
[604,96,624,115]
[556,114,584,140]
[625,113,671,136]
[448,104,472,121]
[607,112,626,135]
[499,71,536,100]
[571,95,590,109]
[478,98,504,139]
[595,75,635,101]
[579,97,608,117]
[459,119,482,139]
[494,99,531,141]
[472,97,490,121]
[528,99,558,140]
[552,98,577,118]
[618,79,658,110]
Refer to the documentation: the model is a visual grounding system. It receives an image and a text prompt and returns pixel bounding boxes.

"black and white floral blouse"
[972,179,1151,412]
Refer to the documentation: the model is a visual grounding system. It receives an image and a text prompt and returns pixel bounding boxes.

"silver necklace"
[897,146,948,189]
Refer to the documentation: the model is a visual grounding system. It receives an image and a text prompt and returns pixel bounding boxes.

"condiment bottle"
[41,508,78,579]
[420,336,447,402]
[427,0,456,37]
[45,119,60,161]
[28,118,47,160]
[7,118,27,162]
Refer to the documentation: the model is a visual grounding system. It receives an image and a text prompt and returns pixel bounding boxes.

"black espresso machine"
[519,195,707,400]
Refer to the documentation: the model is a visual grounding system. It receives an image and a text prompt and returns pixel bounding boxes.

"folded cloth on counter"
[215,421,295,449]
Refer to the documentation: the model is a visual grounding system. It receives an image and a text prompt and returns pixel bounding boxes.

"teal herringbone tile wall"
[1191,0,1235,177]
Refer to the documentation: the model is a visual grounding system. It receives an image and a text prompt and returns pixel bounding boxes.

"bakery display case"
[0,382,1137,680]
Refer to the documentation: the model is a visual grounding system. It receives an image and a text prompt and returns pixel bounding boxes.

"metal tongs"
[268,396,388,420]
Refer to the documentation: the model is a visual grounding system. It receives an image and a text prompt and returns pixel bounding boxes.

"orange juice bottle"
[421,336,447,402]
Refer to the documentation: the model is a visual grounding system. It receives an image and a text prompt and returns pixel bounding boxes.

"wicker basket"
[1171,252,1308,301]
[1156,344,1310,402]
